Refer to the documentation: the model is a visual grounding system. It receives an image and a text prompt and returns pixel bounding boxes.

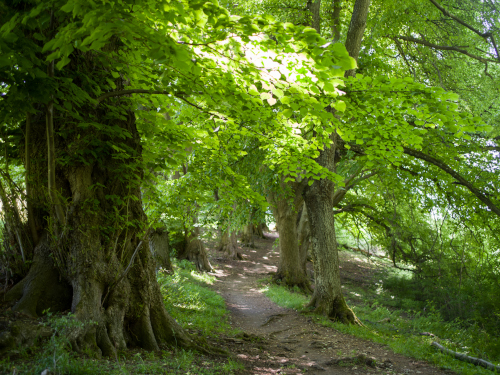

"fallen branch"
[431,342,500,372]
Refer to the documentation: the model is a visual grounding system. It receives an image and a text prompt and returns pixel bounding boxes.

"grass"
[0,259,243,375]
[158,259,240,337]
[260,249,500,375]
[0,349,244,375]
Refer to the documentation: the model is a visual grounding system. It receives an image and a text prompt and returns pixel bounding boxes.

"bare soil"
[206,232,456,375]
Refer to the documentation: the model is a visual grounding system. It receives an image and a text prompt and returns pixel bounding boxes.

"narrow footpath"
[207,232,455,375]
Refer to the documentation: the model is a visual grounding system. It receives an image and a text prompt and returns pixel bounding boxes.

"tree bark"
[218,229,243,260]
[3,107,200,356]
[331,0,342,42]
[301,0,371,323]
[310,0,322,34]
[149,228,172,272]
[303,141,359,323]
[179,225,213,272]
[254,222,268,238]
[267,180,311,292]
[344,0,372,76]
[241,208,257,248]
[171,172,213,272]
[296,202,311,278]
[241,223,255,248]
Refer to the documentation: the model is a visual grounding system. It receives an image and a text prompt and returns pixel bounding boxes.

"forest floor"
[205,231,456,375]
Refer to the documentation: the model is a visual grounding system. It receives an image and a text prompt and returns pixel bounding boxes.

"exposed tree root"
[4,235,72,317]
[306,293,362,326]
[272,272,312,294]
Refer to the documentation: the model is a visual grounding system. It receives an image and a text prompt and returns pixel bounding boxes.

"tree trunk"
[241,222,255,248]
[218,230,243,260]
[149,228,172,272]
[310,0,322,34]
[3,108,200,355]
[179,225,213,272]
[296,202,311,278]
[267,180,311,292]
[254,222,268,238]
[304,139,359,323]
[300,0,371,323]
[344,0,372,76]
[241,208,257,248]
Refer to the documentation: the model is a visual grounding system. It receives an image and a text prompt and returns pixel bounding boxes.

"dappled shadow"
[205,231,456,375]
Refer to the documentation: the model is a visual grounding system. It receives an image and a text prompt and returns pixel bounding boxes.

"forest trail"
[207,232,456,375]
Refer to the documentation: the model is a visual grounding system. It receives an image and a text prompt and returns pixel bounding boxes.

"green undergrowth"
[158,259,239,337]
[0,347,244,375]
[0,260,242,375]
[260,257,500,375]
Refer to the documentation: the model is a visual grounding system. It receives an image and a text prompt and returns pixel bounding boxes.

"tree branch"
[431,342,500,372]
[428,0,491,39]
[96,89,206,111]
[403,147,500,217]
[393,36,498,64]
[97,89,172,103]
[344,0,372,76]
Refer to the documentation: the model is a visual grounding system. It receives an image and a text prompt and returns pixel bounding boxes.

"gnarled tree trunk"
[3,105,199,356]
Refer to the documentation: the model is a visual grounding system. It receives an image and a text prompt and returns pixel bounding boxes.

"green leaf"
[248,85,259,96]
[280,96,291,104]
[283,109,294,118]
[333,100,346,112]
[272,88,284,98]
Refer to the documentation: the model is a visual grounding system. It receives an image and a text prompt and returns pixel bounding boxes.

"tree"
[267,177,311,291]
[0,0,353,353]
[231,0,499,323]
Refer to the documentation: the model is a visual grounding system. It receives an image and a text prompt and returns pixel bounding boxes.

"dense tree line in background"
[0,0,498,358]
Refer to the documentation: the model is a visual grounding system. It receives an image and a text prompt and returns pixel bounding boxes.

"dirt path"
[208,232,455,375]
